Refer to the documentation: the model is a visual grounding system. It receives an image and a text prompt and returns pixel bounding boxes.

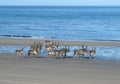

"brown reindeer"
[53,50,62,58]
[74,45,88,59]
[36,42,42,50]
[45,40,52,47]
[45,45,53,51]
[59,46,70,58]
[47,49,62,59]
[30,42,42,53]
[28,49,38,57]
[30,41,36,49]
[15,48,24,58]
[45,41,58,51]
[28,41,42,57]
[50,46,69,59]
[47,51,54,57]
[45,41,59,57]
[88,48,96,59]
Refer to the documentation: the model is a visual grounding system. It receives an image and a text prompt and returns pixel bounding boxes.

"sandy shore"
[0,38,120,46]
[0,38,120,84]
[0,53,120,84]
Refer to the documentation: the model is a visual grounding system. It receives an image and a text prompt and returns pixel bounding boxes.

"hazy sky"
[0,0,120,6]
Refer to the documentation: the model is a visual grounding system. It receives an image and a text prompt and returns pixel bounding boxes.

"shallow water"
[0,45,120,60]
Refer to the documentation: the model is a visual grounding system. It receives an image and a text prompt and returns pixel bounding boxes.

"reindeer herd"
[15,40,96,59]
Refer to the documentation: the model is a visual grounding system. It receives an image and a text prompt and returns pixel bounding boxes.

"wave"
[0,35,31,38]
[25,27,49,31]
[1,35,120,42]
[86,39,120,42]
[0,35,52,40]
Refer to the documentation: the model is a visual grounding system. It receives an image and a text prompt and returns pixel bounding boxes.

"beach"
[1,6,120,84]
[0,38,120,84]
[0,53,120,84]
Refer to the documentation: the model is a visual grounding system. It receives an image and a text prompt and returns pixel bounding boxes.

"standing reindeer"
[88,48,96,59]
[73,45,88,59]
[15,48,24,58]
[47,49,62,58]
[45,40,58,51]
[59,46,70,58]
[45,40,59,57]
[28,49,38,57]
[28,41,42,57]
[47,46,69,59]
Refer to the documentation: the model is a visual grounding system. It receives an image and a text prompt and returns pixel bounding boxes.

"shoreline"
[0,37,120,84]
[0,38,120,46]
[0,38,120,61]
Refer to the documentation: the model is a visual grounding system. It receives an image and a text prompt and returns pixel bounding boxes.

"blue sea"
[0,6,120,60]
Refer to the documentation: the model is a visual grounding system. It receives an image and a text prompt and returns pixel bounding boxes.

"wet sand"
[0,38,120,84]
[0,38,120,46]
[0,53,120,84]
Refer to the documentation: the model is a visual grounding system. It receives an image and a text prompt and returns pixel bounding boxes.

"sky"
[0,0,120,6]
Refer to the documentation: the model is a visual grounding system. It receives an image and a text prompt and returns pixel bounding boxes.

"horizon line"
[0,5,120,7]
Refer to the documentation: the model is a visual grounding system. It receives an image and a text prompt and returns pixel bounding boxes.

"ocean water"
[0,6,120,60]
[0,6,120,40]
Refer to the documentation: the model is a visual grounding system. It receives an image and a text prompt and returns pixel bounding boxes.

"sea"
[0,6,120,60]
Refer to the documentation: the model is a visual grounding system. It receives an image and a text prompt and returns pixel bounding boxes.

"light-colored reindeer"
[73,45,88,59]
[88,48,96,59]
[45,40,58,51]
[15,48,24,58]
[59,46,70,58]
[28,49,38,57]
[28,41,42,57]
[48,47,70,59]
[45,41,59,57]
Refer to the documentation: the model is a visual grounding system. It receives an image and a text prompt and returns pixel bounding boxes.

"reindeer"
[49,47,69,59]
[47,50,56,58]
[28,48,38,57]
[73,45,88,59]
[45,40,52,47]
[88,48,96,59]
[36,42,42,50]
[45,45,53,51]
[47,45,59,58]
[28,41,42,57]
[30,41,42,53]
[51,42,59,49]
[15,48,24,58]
[45,41,58,51]
[48,50,64,58]
[59,46,70,58]
[30,41,36,49]
[53,50,62,58]
[45,41,59,57]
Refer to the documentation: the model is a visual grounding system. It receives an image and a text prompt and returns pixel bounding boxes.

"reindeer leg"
[19,53,22,58]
